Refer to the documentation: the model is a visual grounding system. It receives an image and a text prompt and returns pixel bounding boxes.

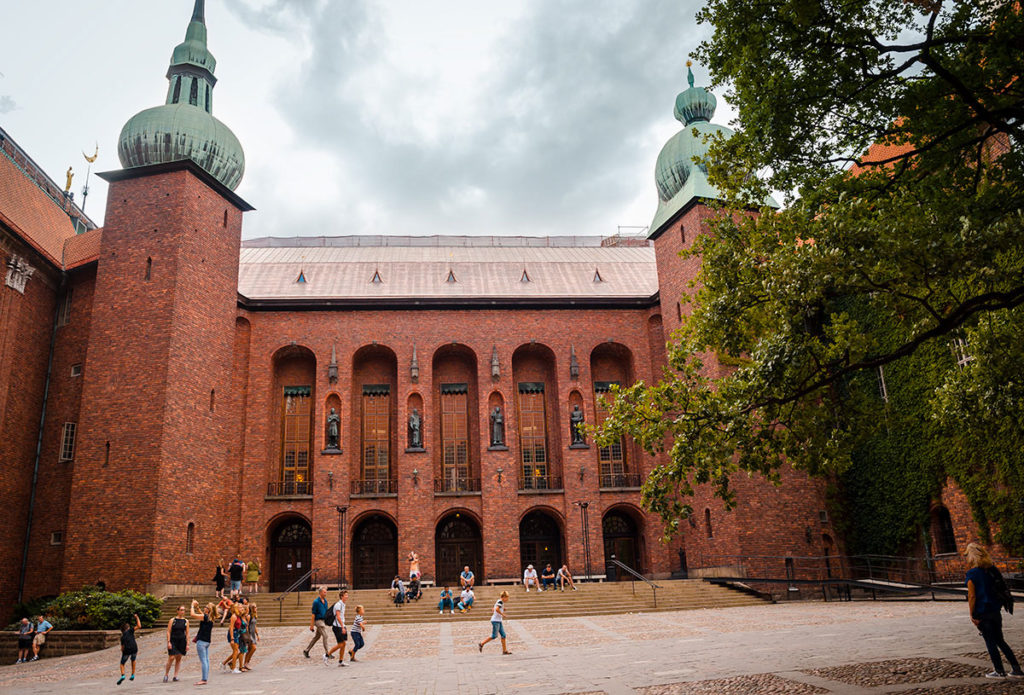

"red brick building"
[0,3,870,604]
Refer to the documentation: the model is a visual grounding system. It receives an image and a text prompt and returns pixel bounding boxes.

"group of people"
[14,615,52,663]
[301,587,368,666]
[213,558,261,598]
[522,563,577,592]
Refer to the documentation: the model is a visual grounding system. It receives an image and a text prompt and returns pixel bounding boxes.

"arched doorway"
[602,509,642,579]
[352,515,398,589]
[435,512,482,586]
[519,510,563,573]
[269,518,312,592]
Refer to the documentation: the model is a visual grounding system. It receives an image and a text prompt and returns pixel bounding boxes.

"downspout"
[18,271,65,603]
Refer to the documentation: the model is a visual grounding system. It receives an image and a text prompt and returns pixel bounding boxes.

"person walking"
[15,618,34,664]
[965,543,1023,679]
[221,604,242,674]
[31,614,52,661]
[303,586,332,659]
[116,614,141,684]
[214,562,226,599]
[326,590,349,666]
[438,586,455,615]
[242,604,260,671]
[246,559,261,594]
[163,605,189,683]
[228,558,246,599]
[190,600,215,685]
[478,590,512,655]
[348,605,367,662]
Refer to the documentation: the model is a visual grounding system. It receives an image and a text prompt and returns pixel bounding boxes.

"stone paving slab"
[0,601,1021,694]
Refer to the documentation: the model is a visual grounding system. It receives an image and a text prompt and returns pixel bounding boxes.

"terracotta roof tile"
[63,228,103,269]
[0,149,78,266]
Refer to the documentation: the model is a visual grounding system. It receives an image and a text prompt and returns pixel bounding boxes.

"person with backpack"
[965,543,1022,679]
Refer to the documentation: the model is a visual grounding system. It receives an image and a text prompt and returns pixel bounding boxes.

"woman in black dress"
[214,562,226,599]
[163,605,189,682]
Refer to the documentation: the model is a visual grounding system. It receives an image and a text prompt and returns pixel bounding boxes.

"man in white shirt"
[458,587,475,612]
[523,564,540,592]
[325,590,348,666]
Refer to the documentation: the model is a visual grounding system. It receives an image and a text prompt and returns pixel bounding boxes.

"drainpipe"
[18,272,65,603]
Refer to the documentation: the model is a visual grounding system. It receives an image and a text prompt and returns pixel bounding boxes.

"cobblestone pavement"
[1,600,1022,694]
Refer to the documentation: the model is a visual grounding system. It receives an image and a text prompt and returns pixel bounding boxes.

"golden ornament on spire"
[83,144,99,163]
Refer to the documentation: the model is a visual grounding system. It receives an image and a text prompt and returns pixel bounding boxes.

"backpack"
[321,599,335,627]
[987,566,1014,615]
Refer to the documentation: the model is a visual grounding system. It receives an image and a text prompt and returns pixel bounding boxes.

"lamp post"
[335,505,349,588]
[574,501,592,581]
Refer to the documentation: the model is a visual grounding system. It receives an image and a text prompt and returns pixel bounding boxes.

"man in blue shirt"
[460,566,475,589]
[302,586,333,659]
[32,615,53,661]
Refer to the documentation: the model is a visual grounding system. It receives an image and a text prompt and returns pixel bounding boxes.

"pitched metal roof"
[238,239,658,302]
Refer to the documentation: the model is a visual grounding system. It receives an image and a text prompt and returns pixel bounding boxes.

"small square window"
[50,531,63,545]
[819,510,829,524]
[70,364,83,377]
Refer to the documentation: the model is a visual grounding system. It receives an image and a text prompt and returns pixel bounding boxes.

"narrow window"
[281,386,312,495]
[371,270,383,284]
[104,441,110,467]
[676,302,682,322]
[50,531,63,546]
[595,382,625,487]
[296,271,307,284]
[680,226,686,245]
[205,84,212,113]
[209,388,215,412]
[440,384,469,492]
[189,77,199,106]
[520,269,531,283]
[145,257,152,281]
[361,385,391,491]
[704,508,713,539]
[932,506,958,554]
[593,269,604,283]
[186,522,195,554]
[446,269,457,283]
[59,423,77,461]
[57,288,73,327]
[785,557,795,582]
[70,364,82,377]
[517,383,547,488]
[172,76,182,104]
[223,210,228,228]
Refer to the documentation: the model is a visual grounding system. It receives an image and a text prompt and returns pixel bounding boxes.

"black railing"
[274,567,319,622]
[267,480,311,497]
[351,478,397,496]
[434,477,482,494]
[518,474,563,491]
[608,555,661,607]
[599,473,642,490]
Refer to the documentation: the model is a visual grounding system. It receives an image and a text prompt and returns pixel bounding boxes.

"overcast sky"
[2,0,720,239]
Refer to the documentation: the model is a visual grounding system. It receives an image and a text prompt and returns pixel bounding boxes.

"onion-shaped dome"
[117,0,245,190]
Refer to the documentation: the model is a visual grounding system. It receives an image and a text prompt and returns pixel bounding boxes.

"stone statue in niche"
[490,406,505,447]
[325,407,341,450]
[570,404,586,446]
[408,408,423,449]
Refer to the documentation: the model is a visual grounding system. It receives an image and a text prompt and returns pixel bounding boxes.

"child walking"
[348,605,368,662]
[478,591,512,655]
[117,614,141,685]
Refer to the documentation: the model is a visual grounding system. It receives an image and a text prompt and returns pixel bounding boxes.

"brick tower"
[61,0,252,591]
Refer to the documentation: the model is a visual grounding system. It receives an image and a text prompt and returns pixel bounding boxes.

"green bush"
[11,586,162,631]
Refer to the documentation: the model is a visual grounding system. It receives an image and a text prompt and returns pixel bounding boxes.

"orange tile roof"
[63,228,103,269]
[0,149,78,266]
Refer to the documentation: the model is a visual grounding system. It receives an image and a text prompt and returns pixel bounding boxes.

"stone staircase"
[159,579,769,626]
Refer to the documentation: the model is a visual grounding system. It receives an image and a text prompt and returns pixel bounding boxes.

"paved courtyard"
[2,601,1022,694]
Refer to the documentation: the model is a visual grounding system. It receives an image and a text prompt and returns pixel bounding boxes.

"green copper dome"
[117,0,245,190]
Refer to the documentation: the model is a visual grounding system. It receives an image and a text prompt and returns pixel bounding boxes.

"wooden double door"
[352,516,398,589]
[435,515,482,586]
[270,520,313,592]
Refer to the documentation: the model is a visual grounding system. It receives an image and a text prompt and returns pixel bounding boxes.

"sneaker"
[985,671,1007,679]
[232,668,242,674]
[16,659,23,664]
[451,610,456,614]
[30,656,38,661]
[129,675,134,681]
[439,610,443,615]
[337,661,346,667]
[572,587,577,591]
[323,655,330,665]
[525,588,529,592]
[302,650,310,659]
[1009,671,1024,679]
[325,653,335,659]
[163,676,169,683]
[172,677,179,682]
[117,676,125,685]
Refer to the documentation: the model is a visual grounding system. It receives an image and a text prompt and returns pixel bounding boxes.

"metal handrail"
[274,567,319,622]
[609,555,661,607]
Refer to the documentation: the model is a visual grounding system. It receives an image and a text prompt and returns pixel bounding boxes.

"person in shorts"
[522,564,540,592]
[478,591,511,655]
[15,618,34,664]
[457,586,475,612]
[32,615,52,660]
[557,564,577,591]
[348,605,367,662]
[326,590,349,666]
[460,566,475,589]
[228,558,245,598]
[117,614,141,684]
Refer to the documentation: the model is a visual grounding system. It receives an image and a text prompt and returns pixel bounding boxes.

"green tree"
[598,0,1024,545]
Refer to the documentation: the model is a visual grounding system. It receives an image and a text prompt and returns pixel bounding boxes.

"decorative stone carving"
[408,408,423,450]
[4,254,35,294]
[490,406,505,448]
[410,346,419,383]
[325,407,341,451]
[490,346,500,380]
[327,345,339,384]
[569,345,580,380]
[570,404,586,447]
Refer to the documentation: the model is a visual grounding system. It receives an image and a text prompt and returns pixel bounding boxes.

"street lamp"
[335,505,349,588]
[574,501,592,582]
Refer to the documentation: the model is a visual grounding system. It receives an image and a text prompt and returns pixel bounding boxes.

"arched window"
[186,522,195,554]
[172,76,181,104]
[932,506,957,555]
[704,508,713,539]
[189,78,199,106]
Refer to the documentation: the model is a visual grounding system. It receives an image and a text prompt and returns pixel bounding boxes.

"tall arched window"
[932,506,957,554]
[186,522,195,554]
[189,78,199,106]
